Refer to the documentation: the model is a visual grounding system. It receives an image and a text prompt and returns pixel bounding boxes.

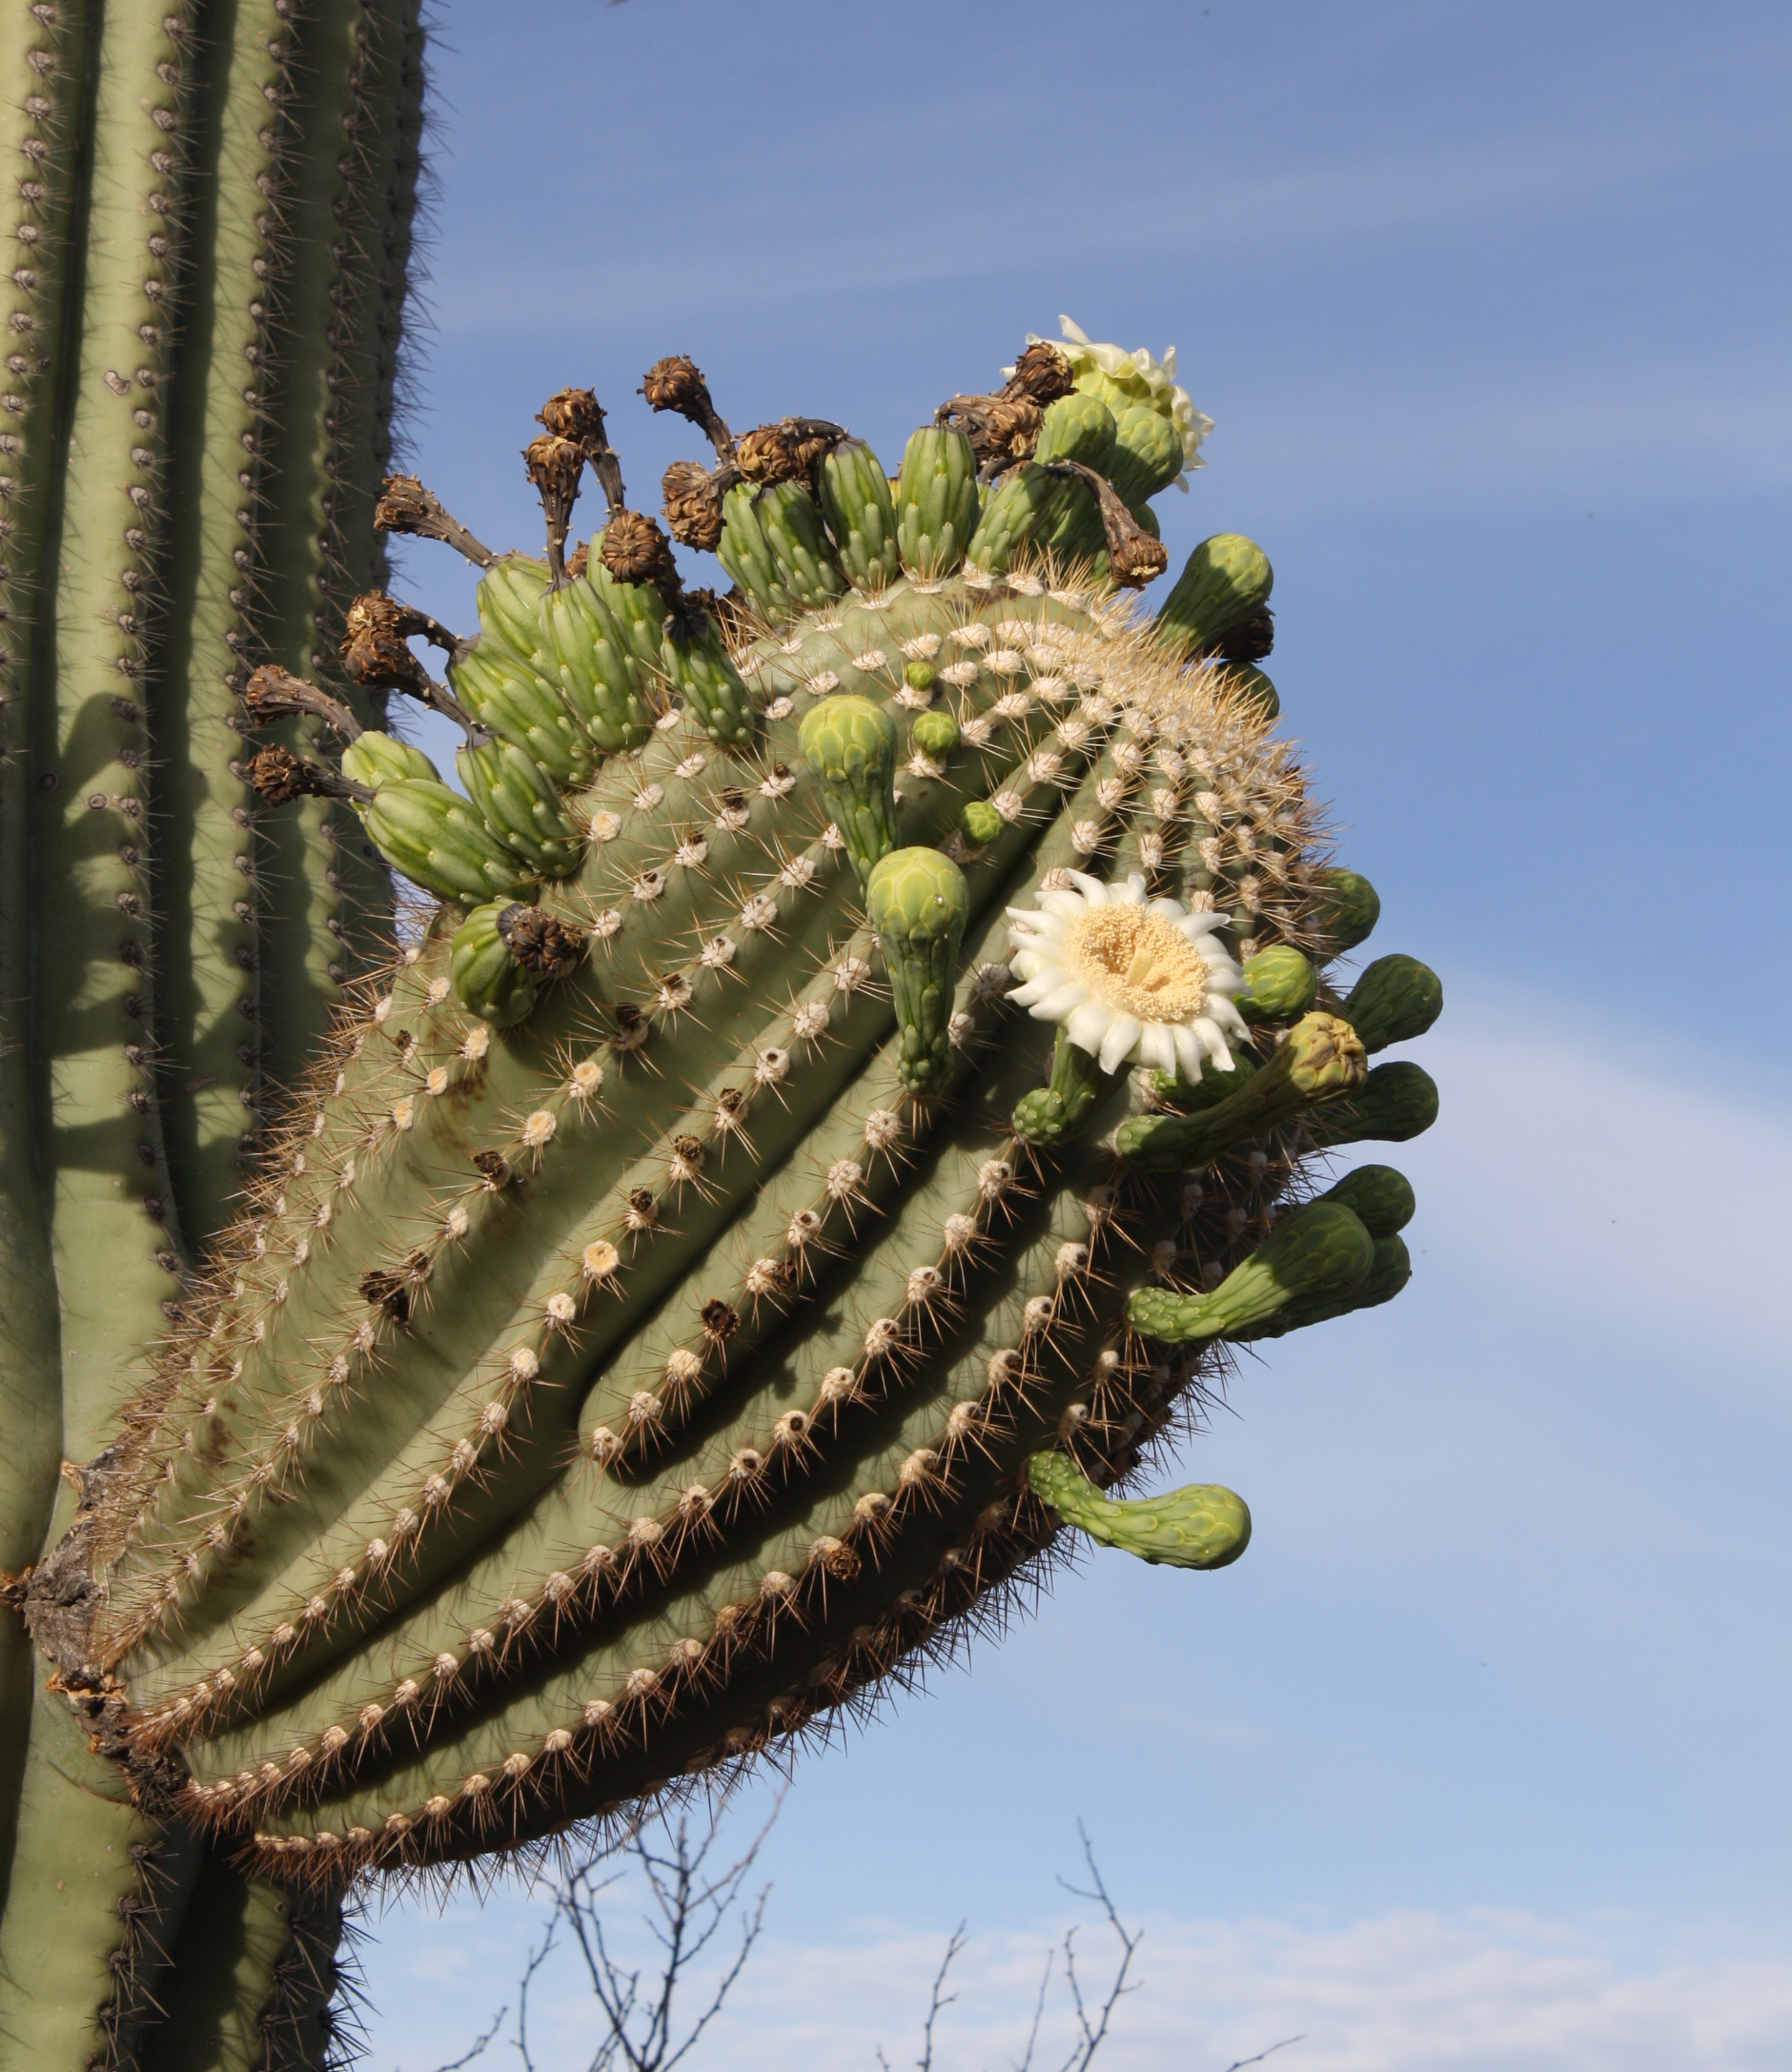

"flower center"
[1062,908,1211,1021]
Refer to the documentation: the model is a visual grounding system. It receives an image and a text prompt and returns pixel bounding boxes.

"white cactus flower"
[1005,871,1247,1080]
[1007,316,1213,486]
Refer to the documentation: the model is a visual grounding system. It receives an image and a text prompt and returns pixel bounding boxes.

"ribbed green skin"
[894,426,980,579]
[818,440,902,591]
[0,3,425,2062]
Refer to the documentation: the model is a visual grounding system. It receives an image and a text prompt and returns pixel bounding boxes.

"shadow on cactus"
[26,327,1441,1910]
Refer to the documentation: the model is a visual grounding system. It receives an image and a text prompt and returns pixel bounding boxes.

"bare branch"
[424,2002,504,2072]
[1222,2040,1305,2072]
[1012,1947,1055,2072]
[1051,1822,1143,2072]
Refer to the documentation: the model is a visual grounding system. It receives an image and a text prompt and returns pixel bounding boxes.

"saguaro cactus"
[0,11,1441,2047]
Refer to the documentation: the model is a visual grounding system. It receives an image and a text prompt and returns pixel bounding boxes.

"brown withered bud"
[344,589,459,657]
[734,417,846,488]
[565,541,589,580]
[341,596,479,732]
[1212,606,1274,663]
[358,1268,410,1323]
[537,386,604,447]
[700,1297,740,1345]
[661,458,726,552]
[496,903,582,980]
[973,395,1042,467]
[242,664,362,740]
[246,745,370,807]
[1041,459,1170,591]
[1002,340,1077,407]
[600,509,682,602]
[524,432,585,584]
[373,474,495,567]
[641,354,733,460]
[472,1148,513,1188]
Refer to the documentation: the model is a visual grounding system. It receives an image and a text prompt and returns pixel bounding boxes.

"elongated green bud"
[1033,392,1117,473]
[1232,1232,1412,1341]
[1106,403,1184,506]
[1027,1452,1251,1570]
[340,730,440,792]
[1220,662,1280,721]
[1013,1028,1114,1147]
[817,439,901,591]
[1340,954,1443,1053]
[1116,1012,1366,1169]
[799,696,900,885]
[1129,1200,1375,1342]
[475,554,554,656]
[1316,1163,1415,1237]
[1311,866,1380,952]
[663,622,757,750]
[450,637,596,784]
[541,578,657,756]
[448,902,539,1027]
[456,738,583,878]
[1237,945,1316,1025]
[1306,1060,1439,1148]
[719,480,845,617]
[895,426,980,579]
[865,847,970,1094]
[966,462,1060,573]
[1157,534,1273,658]
[912,709,959,757]
[363,781,535,903]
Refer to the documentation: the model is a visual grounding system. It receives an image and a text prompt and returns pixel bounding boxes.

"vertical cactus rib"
[151,0,301,1250]
[32,2,195,1466]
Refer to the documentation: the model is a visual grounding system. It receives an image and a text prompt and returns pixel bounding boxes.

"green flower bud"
[911,708,958,757]
[1106,403,1184,507]
[798,695,900,886]
[895,426,980,579]
[1128,1200,1375,1343]
[449,901,539,1028]
[1156,534,1273,659]
[1317,1163,1415,1237]
[904,659,938,693]
[959,799,1005,847]
[1305,1060,1439,1148]
[817,438,900,592]
[1340,954,1443,1053]
[1232,1232,1412,1341]
[1116,1012,1366,1170]
[1012,1028,1114,1147]
[1033,392,1117,473]
[456,736,583,878]
[1027,1452,1251,1571]
[364,780,535,904]
[1222,662,1279,721]
[865,846,970,1095]
[1145,1049,1258,1112]
[1311,866,1380,953]
[1237,945,1317,1025]
[340,729,439,795]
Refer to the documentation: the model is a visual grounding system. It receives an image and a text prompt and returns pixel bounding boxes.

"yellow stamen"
[1062,908,1210,1021]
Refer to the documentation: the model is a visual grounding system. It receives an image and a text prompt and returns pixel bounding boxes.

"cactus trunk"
[1,10,1441,2050]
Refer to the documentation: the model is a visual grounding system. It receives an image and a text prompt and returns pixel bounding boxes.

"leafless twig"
[423,2000,504,2071]
[1050,1821,1143,2072]
[1221,2039,1305,2071]
[914,1923,968,2072]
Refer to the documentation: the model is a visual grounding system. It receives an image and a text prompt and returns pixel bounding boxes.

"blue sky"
[362,4,1790,2064]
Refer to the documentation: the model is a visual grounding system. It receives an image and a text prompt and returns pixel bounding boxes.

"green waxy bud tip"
[904,660,938,692]
[1312,867,1380,953]
[1342,953,1443,1053]
[911,708,958,757]
[1027,1452,1252,1571]
[959,799,1004,847]
[865,845,969,941]
[1238,945,1316,1025]
[1318,1164,1415,1238]
[799,694,901,884]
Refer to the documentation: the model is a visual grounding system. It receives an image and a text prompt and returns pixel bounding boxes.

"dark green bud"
[1156,534,1273,660]
[1027,1452,1251,1571]
[911,708,958,757]
[1106,403,1184,507]
[1306,1061,1439,1148]
[449,901,539,1028]
[1316,1163,1415,1237]
[1222,662,1279,721]
[967,462,1061,574]
[1340,954,1443,1053]
[450,635,595,785]
[817,438,900,592]
[1145,1048,1259,1111]
[1128,1200,1375,1343]
[1012,1028,1113,1147]
[865,847,970,1095]
[798,696,900,886]
[1311,866,1380,953]
[1232,1232,1412,1341]
[456,736,583,879]
[364,780,534,904]
[1033,392,1117,473]
[1238,945,1316,1025]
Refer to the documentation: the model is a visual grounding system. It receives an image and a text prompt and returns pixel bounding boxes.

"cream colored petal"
[1064,999,1116,1055]
[1097,1013,1143,1074]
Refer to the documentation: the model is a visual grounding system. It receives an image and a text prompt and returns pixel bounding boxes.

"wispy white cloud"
[372,1903,1792,2072]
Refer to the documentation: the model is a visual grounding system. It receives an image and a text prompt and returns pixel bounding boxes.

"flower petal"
[1065,999,1115,1054]
[1097,1014,1143,1074]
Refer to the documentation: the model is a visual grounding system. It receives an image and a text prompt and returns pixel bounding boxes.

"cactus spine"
[3,43,1443,2052]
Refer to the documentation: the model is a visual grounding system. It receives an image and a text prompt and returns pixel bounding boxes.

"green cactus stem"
[1026,1452,1252,1570]
[1115,1012,1369,1170]
[865,848,972,1095]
